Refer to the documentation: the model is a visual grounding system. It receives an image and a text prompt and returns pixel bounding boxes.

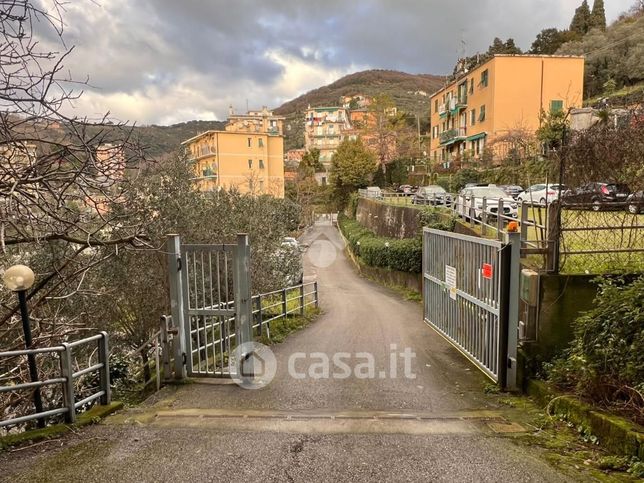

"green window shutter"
[481,69,489,87]
[471,109,476,125]
[550,100,563,113]
[479,105,486,122]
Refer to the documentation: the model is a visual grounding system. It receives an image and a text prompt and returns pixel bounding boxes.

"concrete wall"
[521,273,598,371]
[355,198,420,239]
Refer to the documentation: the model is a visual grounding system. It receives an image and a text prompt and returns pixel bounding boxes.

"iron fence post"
[520,201,528,244]
[282,288,287,317]
[166,234,186,380]
[257,295,264,337]
[299,284,305,315]
[98,331,111,405]
[469,198,475,227]
[546,201,561,274]
[60,342,76,423]
[234,233,253,346]
[497,199,504,240]
[314,281,319,308]
[160,316,172,381]
[504,231,520,391]
[481,197,488,236]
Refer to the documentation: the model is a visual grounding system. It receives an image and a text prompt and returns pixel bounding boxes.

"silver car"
[458,186,518,220]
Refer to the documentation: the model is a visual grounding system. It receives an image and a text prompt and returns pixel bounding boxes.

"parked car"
[517,184,567,205]
[458,186,518,220]
[464,183,489,189]
[396,184,414,196]
[626,191,644,214]
[364,186,382,199]
[562,182,630,211]
[499,185,524,199]
[412,185,450,205]
[279,237,304,285]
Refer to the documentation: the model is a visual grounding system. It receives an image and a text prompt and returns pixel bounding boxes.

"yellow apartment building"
[182,107,285,197]
[429,55,584,165]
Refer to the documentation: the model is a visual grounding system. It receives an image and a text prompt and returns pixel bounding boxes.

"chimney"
[228,105,234,116]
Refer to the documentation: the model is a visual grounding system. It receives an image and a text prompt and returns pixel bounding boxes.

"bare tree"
[0,1,149,342]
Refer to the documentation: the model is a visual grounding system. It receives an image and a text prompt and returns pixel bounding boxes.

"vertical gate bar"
[98,331,111,404]
[60,343,75,423]
[481,197,488,236]
[299,284,305,315]
[200,251,209,374]
[234,234,253,348]
[505,231,520,391]
[520,201,528,245]
[167,234,187,380]
[181,250,193,376]
[282,288,287,318]
[497,199,504,240]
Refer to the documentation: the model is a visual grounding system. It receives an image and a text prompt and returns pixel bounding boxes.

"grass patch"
[258,307,321,345]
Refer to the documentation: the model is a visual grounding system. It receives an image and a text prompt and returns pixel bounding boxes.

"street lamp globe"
[3,264,35,292]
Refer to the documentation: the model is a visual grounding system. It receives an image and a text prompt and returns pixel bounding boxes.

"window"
[247,138,252,147]
[434,99,438,112]
[259,180,264,192]
[481,69,489,87]
[479,105,486,122]
[259,159,265,169]
[550,100,564,113]
[471,109,476,126]
[248,159,253,169]
[469,78,474,94]
[258,138,264,148]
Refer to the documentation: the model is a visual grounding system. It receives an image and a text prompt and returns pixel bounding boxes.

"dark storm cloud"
[38,0,633,123]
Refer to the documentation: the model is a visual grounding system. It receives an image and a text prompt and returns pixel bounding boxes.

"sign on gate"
[422,228,519,389]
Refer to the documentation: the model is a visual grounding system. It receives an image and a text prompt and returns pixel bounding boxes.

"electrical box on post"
[520,269,539,306]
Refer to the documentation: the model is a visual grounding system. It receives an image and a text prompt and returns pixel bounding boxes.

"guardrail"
[252,281,319,339]
[358,190,548,254]
[0,332,110,429]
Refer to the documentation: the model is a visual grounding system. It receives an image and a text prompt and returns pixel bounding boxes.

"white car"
[458,186,518,220]
[517,184,567,205]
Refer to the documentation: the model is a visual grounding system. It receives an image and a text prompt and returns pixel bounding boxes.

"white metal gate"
[167,234,252,378]
[422,228,519,388]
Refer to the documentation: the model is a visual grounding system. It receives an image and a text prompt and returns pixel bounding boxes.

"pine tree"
[590,0,606,30]
[570,0,592,36]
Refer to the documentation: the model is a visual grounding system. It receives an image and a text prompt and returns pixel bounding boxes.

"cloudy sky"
[39,0,634,125]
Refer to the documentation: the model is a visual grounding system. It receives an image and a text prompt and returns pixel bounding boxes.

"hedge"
[339,215,422,273]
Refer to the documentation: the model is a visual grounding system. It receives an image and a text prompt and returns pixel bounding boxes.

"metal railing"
[252,281,319,339]
[0,332,110,428]
[358,190,549,260]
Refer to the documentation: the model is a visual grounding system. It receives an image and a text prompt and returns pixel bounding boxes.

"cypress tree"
[590,0,607,30]
[570,0,592,36]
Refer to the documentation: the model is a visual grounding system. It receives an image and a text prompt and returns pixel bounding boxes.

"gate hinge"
[177,257,182,271]
[182,352,187,366]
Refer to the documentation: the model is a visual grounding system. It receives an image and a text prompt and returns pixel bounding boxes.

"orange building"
[182,107,285,197]
[429,55,584,166]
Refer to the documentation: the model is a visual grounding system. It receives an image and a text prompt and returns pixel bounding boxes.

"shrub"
[547,275,644,423]
[417,207,457,232]
[338,215,422,273]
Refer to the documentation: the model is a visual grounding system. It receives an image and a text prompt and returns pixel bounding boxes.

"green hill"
[274,69,446,151]
[131,120,226,159]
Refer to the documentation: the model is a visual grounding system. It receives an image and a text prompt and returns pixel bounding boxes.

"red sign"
[482,263,493,280]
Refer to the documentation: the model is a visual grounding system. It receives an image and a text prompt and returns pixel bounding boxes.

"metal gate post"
[504,231,521,391]
[166,234,187,380]
[233,234,253,346]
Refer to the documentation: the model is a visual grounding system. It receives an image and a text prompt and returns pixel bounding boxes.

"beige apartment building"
[182,107,285,197]
[429,55,585,165]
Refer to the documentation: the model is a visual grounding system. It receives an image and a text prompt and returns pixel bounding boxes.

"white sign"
[445,265,457,300]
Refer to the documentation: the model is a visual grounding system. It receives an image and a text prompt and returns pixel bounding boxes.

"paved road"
[0,222,573,482]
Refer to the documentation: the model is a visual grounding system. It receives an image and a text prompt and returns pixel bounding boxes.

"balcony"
[439,127,467,145]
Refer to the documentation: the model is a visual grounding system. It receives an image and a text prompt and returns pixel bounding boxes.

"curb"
[0,402,124,450]
[527,380,644,459]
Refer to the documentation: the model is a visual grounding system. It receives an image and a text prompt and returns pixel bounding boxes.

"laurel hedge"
[339,215,422,273]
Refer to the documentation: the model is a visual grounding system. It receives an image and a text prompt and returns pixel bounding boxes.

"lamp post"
[3,264,45,428]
